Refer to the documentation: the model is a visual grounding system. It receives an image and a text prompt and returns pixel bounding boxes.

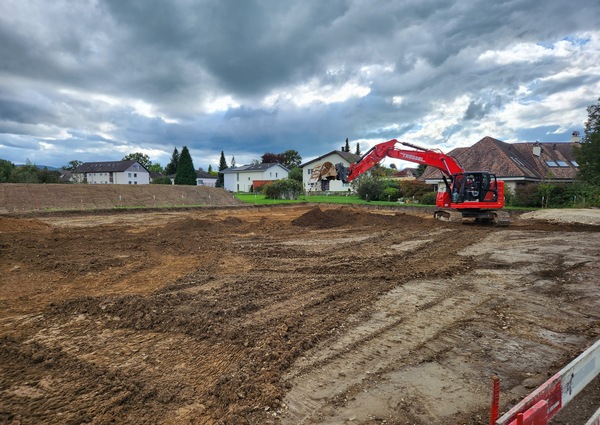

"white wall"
[224,164,289,192]
[302,153,353,192]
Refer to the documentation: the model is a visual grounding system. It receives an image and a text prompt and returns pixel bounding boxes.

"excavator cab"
[450,172,498,204]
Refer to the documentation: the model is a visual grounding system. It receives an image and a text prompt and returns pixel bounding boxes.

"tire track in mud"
[281,279,492,424]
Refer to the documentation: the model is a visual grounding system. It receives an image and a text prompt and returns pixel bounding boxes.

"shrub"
[419,191,438,205]
[356,176,386,201]
[262,179,303,200]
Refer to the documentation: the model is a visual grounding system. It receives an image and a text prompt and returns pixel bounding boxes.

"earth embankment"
[0,183,243,213]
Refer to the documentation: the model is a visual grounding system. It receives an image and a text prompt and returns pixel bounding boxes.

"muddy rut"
[1,206,599,424]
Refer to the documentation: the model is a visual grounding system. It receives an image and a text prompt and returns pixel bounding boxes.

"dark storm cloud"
[0,0,599,168]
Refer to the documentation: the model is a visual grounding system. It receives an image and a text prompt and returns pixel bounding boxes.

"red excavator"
[339,139,509,224]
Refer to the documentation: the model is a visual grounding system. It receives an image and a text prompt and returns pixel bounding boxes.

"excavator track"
[433,209,463,223]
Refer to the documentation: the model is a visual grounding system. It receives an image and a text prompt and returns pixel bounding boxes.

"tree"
[63,160,82,171]
[174,146,196,185]
[288,166,303,182]
[261,152,286,164]
[148,163,164,173]
[282,149,302,168]
[416,164,427,177]
[0,159,16,182]
[165,147,179,176]
[208,164,213,173]
[122,152,151,169]
[231,156,236,168]
[216,151,227,188]
[355,142,361,156]
[344,138,350,152]
[574,98,600,185]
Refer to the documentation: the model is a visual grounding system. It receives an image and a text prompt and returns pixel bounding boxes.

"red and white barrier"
[495,338,600,425]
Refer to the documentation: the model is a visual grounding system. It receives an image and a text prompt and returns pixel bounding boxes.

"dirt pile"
[291,205,435,229]
[0,216,50,232]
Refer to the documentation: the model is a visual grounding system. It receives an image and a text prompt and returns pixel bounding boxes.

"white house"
[221,163,289,192]
[300,150,359,192]
[196,169,217,187]
[73,160,150,184]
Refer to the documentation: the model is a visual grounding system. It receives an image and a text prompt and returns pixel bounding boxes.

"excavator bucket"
[335,163,349,183]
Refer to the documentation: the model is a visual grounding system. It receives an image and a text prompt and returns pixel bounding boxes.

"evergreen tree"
[344,138,350,152]
[165,147,179,176]
[574,98,600,185]
[231,156,236,167]
[174,146,196,185]
[208,164,213,173]
[216,151,228,188]
[355,142,361,156]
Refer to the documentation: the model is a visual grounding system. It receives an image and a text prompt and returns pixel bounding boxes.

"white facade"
[74,161,150,185]
[301,151,355,192]
[222,163,289,192]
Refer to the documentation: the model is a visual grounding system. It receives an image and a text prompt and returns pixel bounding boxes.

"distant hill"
[15,164,62,171]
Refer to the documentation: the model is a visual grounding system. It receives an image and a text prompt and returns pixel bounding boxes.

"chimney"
[571,131,581,143]
[532,141,541,157]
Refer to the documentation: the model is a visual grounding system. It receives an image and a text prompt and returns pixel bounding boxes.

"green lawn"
[234,193,430,207]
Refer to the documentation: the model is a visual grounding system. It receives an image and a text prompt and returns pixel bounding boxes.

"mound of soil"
[0,217,50,232]
[291,206,436,229]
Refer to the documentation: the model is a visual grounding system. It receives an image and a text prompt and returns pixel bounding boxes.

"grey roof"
[300,150,360,167]
[220,163,289,174]
[196,169,216,178]
[74,160,149,173]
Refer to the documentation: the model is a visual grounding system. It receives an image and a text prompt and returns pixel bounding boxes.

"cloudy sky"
[1,0,599,170]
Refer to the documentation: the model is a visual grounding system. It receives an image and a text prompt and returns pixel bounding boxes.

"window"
[571,160,579,167]
[276,172,278,178]
[556,160,569,167]
[129,181,132,184]
[545,160,558,167]
[128,172,132,177]
[308,169,312,175]
[134,173,137,177]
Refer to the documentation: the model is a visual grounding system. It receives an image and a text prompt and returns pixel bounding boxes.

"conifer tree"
[344,138,350,152]
[165,147,179,176]
[574,98,600,185]
[216,151,228,188]
[355,142,361,156]
[174,146,196,185]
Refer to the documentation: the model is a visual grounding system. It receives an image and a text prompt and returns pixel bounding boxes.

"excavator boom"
[347,139,463,182]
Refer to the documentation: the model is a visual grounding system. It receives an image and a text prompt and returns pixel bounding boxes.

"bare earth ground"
[1,205,599,424]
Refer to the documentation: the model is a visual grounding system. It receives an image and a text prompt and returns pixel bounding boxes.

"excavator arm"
[346,139,464,182]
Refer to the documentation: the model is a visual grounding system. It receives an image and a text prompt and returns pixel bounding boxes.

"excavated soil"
[1,205,599,425]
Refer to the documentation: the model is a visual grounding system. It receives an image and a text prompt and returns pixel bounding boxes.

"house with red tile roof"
[420,136,580,193]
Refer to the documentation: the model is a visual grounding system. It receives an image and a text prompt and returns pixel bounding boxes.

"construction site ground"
[1,202,599,424]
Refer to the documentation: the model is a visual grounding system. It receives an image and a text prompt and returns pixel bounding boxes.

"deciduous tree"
[122,152,151,168]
